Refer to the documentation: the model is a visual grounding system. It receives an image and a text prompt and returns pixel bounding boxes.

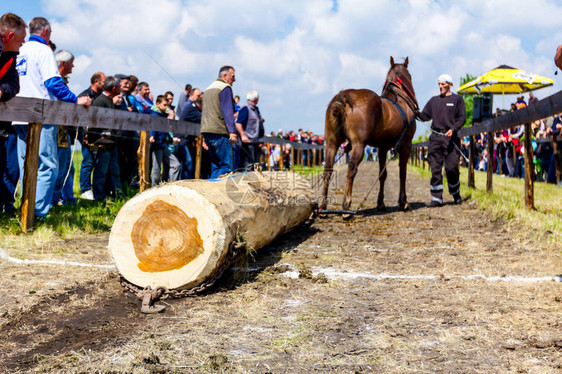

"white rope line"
[0,248,115,269]
[281,265,561,283]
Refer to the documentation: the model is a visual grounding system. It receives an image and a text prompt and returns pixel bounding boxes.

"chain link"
[120,241,246,312]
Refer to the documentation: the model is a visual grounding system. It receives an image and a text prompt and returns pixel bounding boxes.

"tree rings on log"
[109,172,315,290]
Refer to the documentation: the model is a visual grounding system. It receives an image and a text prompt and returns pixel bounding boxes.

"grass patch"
[295,165,323,177]
[408,163,562,246]
[0,151,134,239]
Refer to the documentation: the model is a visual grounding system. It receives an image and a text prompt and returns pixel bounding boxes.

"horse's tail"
[327,91,354,141]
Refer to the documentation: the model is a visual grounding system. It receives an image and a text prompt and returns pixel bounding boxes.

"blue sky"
[2,0,561,137]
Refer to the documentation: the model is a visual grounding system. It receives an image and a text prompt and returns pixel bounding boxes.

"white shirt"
[16,39,60,101]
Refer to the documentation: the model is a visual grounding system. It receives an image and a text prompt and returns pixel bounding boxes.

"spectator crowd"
[458,93,562,185]
[0,13,324,220]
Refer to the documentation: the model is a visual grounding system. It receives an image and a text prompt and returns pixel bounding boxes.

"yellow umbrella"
[458,65,553,95]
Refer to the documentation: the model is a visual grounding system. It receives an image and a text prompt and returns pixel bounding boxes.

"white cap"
[438,74,453,84]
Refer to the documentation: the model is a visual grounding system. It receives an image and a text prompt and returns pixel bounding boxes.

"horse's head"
[386,56,419,110]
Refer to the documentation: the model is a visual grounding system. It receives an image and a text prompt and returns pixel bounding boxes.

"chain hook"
[139,286,166,314]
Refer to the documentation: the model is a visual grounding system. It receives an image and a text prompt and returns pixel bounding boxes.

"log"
[109,171,314,289]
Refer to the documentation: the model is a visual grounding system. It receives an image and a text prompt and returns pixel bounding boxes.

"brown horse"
[321,56,419,212]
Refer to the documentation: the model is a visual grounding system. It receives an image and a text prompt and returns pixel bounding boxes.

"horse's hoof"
[342,213,354,220]
[401,203,411,211]
[376,204,387,211]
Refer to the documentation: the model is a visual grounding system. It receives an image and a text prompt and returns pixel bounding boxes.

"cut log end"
[109,172,314,290]
[132,200,204,272]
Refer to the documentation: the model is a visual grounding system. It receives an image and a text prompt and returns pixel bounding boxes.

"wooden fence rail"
[411,90,562,210]
[0,97,324,231]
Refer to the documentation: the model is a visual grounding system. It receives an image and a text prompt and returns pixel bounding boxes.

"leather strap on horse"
[383,79,419,113]
[380,96,416,153]
[352,89,416,214]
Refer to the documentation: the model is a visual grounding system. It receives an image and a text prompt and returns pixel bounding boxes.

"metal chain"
[120,241,246,313]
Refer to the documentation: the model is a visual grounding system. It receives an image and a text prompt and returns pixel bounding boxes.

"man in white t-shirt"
[14,17,90,219]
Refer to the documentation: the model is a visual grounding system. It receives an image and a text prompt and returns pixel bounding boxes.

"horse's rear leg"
[321,144,337,210]
[342,143,365,211]
[398,142,411,210]
[377,148,388,210]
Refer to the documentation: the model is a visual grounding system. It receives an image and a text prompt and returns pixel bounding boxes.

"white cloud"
[5,0,559,136]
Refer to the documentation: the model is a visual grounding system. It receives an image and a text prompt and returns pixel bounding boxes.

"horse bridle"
[383,77,419,114]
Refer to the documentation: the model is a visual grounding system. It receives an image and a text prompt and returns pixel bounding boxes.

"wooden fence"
[0,97,324,231]
[411,90,562,209]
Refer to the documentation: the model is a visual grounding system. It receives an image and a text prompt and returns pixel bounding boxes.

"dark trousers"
[0,133,19,213]
[240,143,261,171]
[117,132,139,188]
[92,147,122,201]
[428,133,460,203]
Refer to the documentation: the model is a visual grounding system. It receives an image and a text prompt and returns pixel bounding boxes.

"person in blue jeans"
[149,94,178,185]
[77,72,105,199]
[200,66,237,179]
[14,17,91,218]
[178,88,203,179]
[51,49,78,206]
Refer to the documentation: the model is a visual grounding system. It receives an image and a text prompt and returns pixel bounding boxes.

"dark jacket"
[0,46,20,137]
[177,100,201,145]
[86,93,117,148]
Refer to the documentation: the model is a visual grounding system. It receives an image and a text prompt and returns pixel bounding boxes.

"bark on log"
[109,171,314,289]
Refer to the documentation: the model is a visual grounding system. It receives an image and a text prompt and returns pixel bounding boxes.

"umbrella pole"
[502,90,505,109]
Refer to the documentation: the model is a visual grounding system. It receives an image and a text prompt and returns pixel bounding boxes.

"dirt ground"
[1,161,561,373]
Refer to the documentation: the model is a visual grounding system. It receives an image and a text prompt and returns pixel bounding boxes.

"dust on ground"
[0,161,561,373]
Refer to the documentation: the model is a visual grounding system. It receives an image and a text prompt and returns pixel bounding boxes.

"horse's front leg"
[376,148,388,210]
[342,143,365,211]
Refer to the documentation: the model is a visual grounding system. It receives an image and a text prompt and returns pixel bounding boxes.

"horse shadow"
[354,201,427,217]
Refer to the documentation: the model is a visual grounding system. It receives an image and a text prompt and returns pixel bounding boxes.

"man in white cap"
[417,73,466,207]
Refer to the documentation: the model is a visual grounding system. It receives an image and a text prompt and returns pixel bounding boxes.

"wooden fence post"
[524,123,534,209]
[20,123,42,231]
[279,145,284,171]
[312,149,317,167]
[266,143,271,171]
[468,135,475,188]
[422,147,426,170]
[194,136,202,179]
[486,133,494,194]
[137,131,151,192]
[291,147,294,172]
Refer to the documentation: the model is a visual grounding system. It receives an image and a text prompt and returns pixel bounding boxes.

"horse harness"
[381,80,417,153]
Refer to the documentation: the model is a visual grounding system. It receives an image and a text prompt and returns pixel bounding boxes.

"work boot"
[453,193,462,205]
[428,199,442,208]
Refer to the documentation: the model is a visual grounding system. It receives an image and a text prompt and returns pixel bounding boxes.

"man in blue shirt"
[14,17,91,219]
[235,90,264,170]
